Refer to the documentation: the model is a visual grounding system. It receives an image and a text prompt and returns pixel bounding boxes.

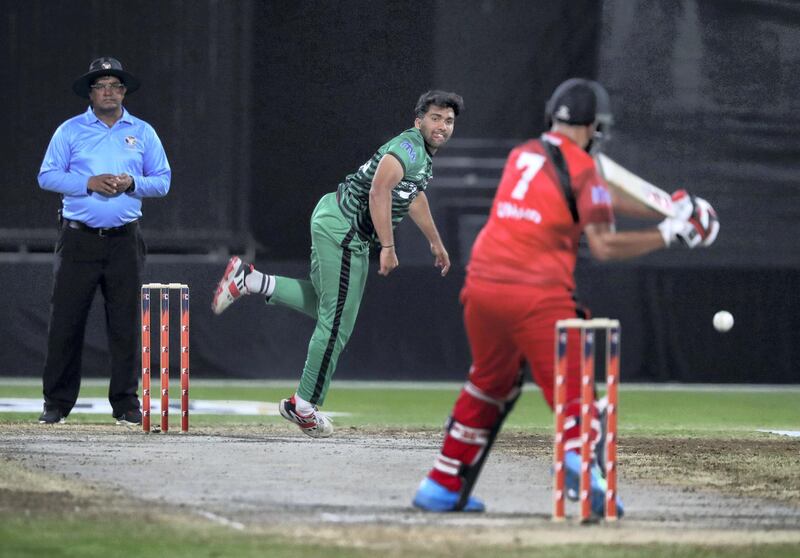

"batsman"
[413,78,719,514]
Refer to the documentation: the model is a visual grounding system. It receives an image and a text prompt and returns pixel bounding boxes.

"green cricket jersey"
[337,127,433,244]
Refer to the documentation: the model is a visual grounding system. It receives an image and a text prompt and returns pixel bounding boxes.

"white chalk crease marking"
[197,510,245,530]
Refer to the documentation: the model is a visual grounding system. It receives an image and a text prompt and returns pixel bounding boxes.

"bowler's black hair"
[414,90,464,118]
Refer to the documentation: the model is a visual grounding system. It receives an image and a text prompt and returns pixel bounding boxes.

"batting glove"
[693,196,720,247]
[657,190,720,248]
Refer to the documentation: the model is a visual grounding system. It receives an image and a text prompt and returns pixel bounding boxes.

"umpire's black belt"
[64,219,137,237]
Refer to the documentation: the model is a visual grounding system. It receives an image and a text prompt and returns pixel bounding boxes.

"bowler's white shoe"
[279,395,334,438]
[211,256,250,315]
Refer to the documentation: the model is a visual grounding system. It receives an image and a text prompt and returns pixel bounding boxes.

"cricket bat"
[595,153,676,218]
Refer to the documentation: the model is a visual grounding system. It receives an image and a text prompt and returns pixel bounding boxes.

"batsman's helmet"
[545,78,613,152]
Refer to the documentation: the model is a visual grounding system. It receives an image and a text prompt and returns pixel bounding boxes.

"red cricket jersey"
[467,132,614,290]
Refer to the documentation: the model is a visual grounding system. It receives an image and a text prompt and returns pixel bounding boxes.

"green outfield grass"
[2,515,799,558]
[1,515,799,558]
[1,380,798,435]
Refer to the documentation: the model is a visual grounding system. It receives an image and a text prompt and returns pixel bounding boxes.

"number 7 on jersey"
[510,152,546,200]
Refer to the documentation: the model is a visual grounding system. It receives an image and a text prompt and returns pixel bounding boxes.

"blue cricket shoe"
[412,477,485,512]
[564,451,625,518]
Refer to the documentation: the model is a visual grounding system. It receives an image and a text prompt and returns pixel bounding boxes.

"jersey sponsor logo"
[400,140,417,162]
[124,136,138,147]
[496,201,542,223]
[395,183,418,200]
[591,185,612,206]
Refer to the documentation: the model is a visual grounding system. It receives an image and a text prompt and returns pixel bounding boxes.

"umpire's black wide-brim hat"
[72,56,140,98]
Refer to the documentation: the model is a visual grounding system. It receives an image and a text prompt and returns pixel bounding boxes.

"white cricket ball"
[713,310,734,332]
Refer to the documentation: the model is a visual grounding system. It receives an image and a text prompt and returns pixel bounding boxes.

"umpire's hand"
[88,173,129,196]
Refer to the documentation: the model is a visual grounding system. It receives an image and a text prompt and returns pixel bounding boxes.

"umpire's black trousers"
[42,220,145,417]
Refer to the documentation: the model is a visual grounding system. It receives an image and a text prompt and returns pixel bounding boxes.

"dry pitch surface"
[1,423,799,550]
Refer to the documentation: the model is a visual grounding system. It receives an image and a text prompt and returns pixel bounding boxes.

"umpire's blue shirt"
[38,106,171,228]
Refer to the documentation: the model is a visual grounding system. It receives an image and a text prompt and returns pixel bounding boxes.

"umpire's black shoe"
[114,408,142,426]
[38,406,66,424]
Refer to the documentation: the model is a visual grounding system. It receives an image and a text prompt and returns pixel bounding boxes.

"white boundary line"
[756,429,800,438]
[0,397,351,417]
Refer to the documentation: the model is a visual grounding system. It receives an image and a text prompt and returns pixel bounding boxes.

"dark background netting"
[1,0,797,383]
[599,0,800,267]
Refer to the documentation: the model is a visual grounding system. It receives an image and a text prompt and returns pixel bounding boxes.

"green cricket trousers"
[268,192,369,406]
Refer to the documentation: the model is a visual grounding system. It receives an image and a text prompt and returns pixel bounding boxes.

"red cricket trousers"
[461,275,588,407]
[427,275,593,492]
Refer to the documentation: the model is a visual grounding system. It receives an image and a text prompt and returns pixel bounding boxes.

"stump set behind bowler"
[141,283,190,433]
[553,318,620,522]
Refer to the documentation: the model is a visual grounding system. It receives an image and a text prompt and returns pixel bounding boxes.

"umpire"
[37,56,171,425]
